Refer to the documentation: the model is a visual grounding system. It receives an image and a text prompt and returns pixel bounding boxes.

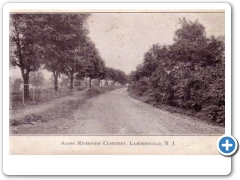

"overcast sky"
[10,12,225,79]
[87,12,224,74]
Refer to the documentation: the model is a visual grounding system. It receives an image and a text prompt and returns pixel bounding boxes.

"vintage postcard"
[3,3,231,175]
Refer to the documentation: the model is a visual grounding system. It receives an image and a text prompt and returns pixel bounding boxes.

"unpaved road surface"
[11,88,224,135]
[10,89,87,120]
[71,88,224,135]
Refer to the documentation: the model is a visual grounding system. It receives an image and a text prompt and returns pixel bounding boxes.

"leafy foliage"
[104,67,128,85]
[128,18,225,124]
[10,13,128,93]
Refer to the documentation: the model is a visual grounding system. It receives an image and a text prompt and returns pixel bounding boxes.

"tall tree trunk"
[21,69,30,98]
[54,75,58,91]
[53,72,59,91]
[24,76,30,99]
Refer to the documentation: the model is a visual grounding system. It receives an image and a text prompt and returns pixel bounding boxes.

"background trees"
[128,18,225,124]
[104,67,128,86]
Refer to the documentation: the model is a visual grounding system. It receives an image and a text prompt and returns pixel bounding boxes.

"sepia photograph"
[9,10,225,136]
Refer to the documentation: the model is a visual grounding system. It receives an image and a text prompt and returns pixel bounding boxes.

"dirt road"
[71,88,224,135]
[11,88,224,135]
[10,89,87,120]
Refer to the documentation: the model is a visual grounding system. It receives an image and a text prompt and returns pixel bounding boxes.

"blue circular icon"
[217,135,238,156]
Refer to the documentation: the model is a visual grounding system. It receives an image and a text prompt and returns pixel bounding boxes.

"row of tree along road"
[10,14,225,125]
[128,18,225,125]
[10,14,128,99]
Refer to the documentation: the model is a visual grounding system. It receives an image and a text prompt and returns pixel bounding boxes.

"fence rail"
[10,85,78,108]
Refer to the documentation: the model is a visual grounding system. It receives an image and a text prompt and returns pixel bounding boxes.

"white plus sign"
[222,139,233,151]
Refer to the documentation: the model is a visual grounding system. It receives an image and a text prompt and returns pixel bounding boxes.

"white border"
[3,3,231,175]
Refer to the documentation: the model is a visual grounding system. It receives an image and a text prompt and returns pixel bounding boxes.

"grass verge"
[10,86,121,127]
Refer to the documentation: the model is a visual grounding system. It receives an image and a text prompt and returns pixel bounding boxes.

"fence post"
[22,85,25,104]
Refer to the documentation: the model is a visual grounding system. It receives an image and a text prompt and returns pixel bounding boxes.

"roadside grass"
[10,86,122,128]
[10,88,75,110]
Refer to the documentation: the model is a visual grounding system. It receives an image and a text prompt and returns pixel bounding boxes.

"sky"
[10,12,225,79]
[87,12,225,74]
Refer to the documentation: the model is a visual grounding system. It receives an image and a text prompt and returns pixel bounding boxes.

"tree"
[113,69,128,85]
[79,39,106,87]
[104,67,128,86]
[88,58,105,87]
[38,14,90,90]
[51,14,90,90]
[104,67,114,84]
[170,18,225,112]
[171,18,209,68]
[10,14,43,97]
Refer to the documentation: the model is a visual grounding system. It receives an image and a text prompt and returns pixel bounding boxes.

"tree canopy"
[10,13,127,95]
